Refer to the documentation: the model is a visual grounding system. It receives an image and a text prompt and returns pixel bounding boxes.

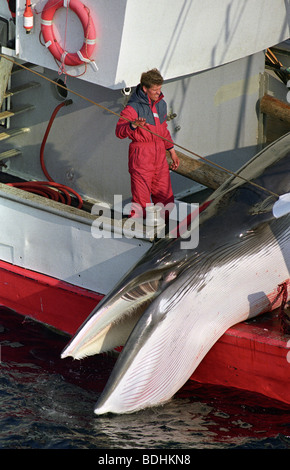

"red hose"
[40,102,66,182]
[8,100,83,209]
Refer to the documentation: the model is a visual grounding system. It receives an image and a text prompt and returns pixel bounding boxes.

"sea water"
[0,307,290,452]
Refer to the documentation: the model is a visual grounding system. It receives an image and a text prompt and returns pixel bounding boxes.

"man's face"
[143,84,162,102]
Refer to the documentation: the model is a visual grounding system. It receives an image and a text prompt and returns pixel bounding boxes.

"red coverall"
[115,87,175,218]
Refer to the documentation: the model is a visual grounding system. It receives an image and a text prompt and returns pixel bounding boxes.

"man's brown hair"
[140,69,163,89]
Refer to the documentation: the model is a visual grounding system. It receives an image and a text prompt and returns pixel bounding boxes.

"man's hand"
[169,148,180,170]
[131,118,147,129]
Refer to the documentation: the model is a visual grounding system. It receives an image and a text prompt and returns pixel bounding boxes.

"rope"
[57,2,69,77]
[0,54,281,200]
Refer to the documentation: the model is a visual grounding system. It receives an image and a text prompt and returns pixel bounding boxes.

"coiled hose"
[7,100,83,209]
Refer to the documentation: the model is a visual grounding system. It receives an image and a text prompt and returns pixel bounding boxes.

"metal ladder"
[0,56,40,169]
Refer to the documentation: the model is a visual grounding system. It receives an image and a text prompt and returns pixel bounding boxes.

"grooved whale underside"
[62,132,290,415]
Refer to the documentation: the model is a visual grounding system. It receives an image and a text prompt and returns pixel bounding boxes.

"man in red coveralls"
[115,69,179,220]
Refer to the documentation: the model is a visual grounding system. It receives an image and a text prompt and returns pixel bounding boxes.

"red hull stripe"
[0,260,103,335]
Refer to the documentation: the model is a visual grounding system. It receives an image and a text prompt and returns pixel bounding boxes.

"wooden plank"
[4,81,40,98]
[0,56,13,107]
[0,128,30,141]
[166,149,228,190]
[11,62,40,75]
[0,105,34,120]
[260,94,290,125]
[0,149,21,161]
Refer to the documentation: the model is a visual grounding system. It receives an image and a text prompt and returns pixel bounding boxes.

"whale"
[61,132,290,415]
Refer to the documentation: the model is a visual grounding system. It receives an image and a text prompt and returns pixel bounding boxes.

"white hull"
[0,183,151,295]
[5,0,290,89]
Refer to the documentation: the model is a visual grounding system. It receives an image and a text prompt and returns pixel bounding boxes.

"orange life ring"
[41,0,97,67]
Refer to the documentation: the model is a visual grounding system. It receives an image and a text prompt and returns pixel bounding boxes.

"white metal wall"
[1,0,289,88]
[3,52,265,204]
